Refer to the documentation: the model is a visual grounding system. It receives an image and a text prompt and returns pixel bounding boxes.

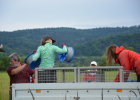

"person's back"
[32,36,67,68]
[115,46,140,74]
[34,42,67,67]
[32,36,67,83]
[106,45,140,82]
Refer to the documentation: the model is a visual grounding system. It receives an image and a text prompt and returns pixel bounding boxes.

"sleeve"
[54,45,67,53]
[6,67,13,76]
[114,51,130,82]
[32,46,41,61]
[118,51,131,70]
[27,67,35,75]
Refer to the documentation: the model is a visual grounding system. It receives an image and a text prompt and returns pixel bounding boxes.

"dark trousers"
[137,75,140,82]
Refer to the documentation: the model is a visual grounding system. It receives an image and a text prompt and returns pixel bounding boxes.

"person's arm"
[11,64,27,75]
[31,74,35,83]
[114,52,130,82]
[54,45,67,53]
[28,68,35,83]
[114,72,129,82]
[32,47,41,61]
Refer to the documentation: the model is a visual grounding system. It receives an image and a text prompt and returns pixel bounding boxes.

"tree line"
[0,25,140,56]
[0,26,140,71]
[0,55,107,71]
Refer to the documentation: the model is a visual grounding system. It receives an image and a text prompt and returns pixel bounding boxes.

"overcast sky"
[0,0,140,31]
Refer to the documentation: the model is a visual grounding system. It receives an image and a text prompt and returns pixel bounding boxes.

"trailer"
[12,66,140,100]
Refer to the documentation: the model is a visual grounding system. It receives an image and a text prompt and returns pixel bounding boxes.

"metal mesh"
[36,68,76,83]
[35,66,137,83]
[37,70,56,83]
[123,70,137,82]
[79,67,120,82]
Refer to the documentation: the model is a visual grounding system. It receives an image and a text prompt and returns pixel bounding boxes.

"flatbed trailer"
[12,82,140,100]
[12,66,140,100]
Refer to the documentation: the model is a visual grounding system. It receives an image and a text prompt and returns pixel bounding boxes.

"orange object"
[36,89,41,93]
[116,89,123,92]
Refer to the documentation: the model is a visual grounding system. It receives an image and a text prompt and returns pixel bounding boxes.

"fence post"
[74,68,77,83]
[119,67,124,82]
[35,68,38,83]
[77,67,81,82]
[62,70,65,82]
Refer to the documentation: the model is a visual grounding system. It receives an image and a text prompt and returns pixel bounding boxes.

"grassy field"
[0,71,9,100]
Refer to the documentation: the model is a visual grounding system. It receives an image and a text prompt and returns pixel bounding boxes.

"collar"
[45,42,52,45]
[115,46,125,54]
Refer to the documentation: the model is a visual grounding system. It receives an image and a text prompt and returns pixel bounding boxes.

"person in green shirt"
[32,36,67,67]
[32,36,67,83]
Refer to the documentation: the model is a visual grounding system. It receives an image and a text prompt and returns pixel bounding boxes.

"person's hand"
[32,77,35,83]
[24,55,33,65]
[33,50,36,53]
[23,63,28,67]
[61,43,66,47]
[24,63,28,66]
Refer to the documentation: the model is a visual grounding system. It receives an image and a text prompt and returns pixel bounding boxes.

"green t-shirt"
[32,42,67,68]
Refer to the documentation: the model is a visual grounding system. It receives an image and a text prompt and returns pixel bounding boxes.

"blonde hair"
[106,44,117,65]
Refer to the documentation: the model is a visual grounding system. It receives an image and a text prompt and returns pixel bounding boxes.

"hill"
[75,33,140,56]
[0,26,140,56]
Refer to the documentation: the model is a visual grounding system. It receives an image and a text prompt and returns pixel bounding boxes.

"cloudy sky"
[0,0,140,31]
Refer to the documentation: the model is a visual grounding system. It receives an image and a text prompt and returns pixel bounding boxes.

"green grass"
[0,71,10,100]
[57,71,75,82]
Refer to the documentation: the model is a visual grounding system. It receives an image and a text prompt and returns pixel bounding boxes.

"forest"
[0,25,140,70]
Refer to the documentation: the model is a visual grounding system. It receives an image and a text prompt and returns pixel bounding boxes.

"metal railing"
[78,66,123,82]
[35,66,137,83]
[122,70,137,82]
[35,67,77,83]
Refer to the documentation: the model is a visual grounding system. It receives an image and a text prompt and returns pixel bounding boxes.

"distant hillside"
[0,26,140,56]
[75,33,140,56]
